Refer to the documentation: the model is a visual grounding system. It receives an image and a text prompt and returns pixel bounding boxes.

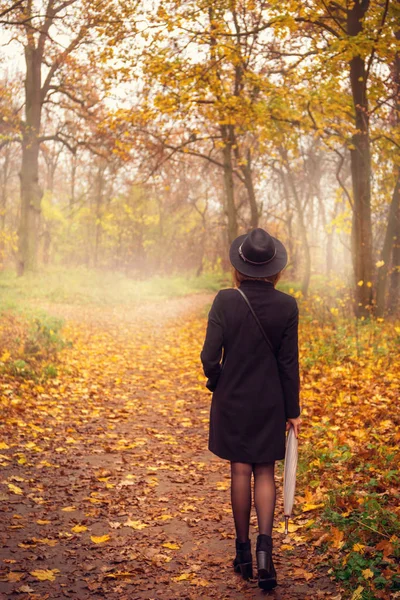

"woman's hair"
[233,268,281,288]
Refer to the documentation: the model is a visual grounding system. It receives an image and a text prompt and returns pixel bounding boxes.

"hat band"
[238,242,277,265]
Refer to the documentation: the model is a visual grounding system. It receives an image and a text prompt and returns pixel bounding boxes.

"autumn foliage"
[0,278,399,599]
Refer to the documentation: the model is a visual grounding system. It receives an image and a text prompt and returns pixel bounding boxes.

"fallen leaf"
[292,568,314,581]
[215,481,229,491]
[172,573,193,582]
[330,527,345,549]
[90,534,110,544]
[275,522,301,533]
[351,586,364,600]
[375,540,393,558]
[6,572,24,582]
[30,569,60,581]
[362,568,374,579]
[18,585,35,593]
[7,483,23,495]
[124,519,148,530]
[71,524,88,533]
[190,577,210,586]
[162,542,180,550]
[301,502,324,512]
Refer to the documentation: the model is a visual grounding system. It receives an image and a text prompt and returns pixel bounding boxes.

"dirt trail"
[0,295,342,599]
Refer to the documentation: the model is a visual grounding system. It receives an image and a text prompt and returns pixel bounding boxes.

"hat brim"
[229,234,288,278]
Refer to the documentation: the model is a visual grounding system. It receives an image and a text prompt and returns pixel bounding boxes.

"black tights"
[230,461,276,542]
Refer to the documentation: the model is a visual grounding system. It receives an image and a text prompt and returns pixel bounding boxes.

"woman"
[200,227,302,591]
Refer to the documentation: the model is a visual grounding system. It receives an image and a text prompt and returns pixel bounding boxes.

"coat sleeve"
[277,301,301,419]
[200,292,224,392]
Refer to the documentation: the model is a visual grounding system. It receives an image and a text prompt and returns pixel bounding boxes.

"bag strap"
[236,287,275,355]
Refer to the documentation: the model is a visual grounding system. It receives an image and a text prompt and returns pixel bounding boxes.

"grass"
[0,266,234,313]
[0,265,305,316]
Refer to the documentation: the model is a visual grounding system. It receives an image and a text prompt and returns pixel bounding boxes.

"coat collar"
[239,279,274,288]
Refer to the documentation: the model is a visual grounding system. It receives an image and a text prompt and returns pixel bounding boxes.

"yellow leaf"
[30,569,59,581]
[0,442,9,450]
[376,260,385,268]
[61,506,76,512]
[274,522,301,533]
[357,280,364,286]
[36,538,57,547]
[8,483,23,495]
[215,481,229,491]
[36,519,51,525]
[172,573,193,582]
[362,568,374,579]
[301,503,324,512]
[162,542,180,550]
[90,534,110,544]
[351,586,364,600]
[71,524,87,533]
[124,519,148,530]
[352,543,365,553]
[292,568,314,581]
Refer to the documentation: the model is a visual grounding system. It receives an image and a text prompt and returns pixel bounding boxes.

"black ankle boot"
[256,534,277,590]
[233,538,253,580]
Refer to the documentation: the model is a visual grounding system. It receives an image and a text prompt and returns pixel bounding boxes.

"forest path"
[0,294,341,600]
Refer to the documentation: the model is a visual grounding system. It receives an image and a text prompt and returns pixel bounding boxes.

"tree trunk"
[17,45,43,275]
[221,126,238,245]
[231,134,258,229]
[280,148,311,296]
[94,166,104,268]
[347,0,374,316]
[0,146,10,269]
[241,150,258,229]
[376,174,400,316]
[387,32,400,316]
[285,165,311,297]
[388,194,400,315]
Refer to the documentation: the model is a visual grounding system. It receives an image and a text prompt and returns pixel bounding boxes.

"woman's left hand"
[286,417,302,438]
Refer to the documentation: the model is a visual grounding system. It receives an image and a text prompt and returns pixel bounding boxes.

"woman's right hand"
[286,417,302,438]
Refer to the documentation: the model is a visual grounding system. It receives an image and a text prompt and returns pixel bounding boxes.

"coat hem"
[208,446,285,463]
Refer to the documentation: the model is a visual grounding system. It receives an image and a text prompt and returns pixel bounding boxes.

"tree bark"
[376,175,400,316]
[221,126,238,245]
[17,44,43,275]
[387,32,400,316]
[240,149,259,229]
[284,160,311,297]
[347,0,374,316]
[389,202,400,315]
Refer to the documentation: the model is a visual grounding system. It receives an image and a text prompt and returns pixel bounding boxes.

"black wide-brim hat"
[229,227,288,278]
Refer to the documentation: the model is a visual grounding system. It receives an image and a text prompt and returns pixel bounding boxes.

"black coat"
[200,279,301,463]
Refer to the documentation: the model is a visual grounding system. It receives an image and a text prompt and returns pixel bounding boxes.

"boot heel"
[239,561,253,580]
[256,550,277,590]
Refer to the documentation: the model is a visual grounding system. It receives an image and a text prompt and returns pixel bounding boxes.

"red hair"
[233,268,281,288]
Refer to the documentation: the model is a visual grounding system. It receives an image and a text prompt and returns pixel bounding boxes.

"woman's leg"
[230,462,253,542]
[253,462,276,535]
